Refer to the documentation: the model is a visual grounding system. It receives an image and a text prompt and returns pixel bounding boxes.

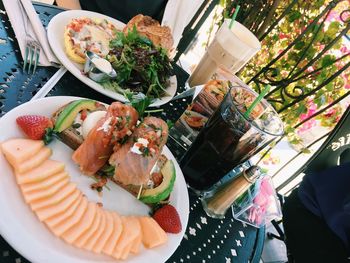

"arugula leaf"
[106,25,172,101]
[125,92,153,118]
[166,120,174,129]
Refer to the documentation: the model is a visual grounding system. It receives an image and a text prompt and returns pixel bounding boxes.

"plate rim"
[47,10,177,107]
[0,96,189,263]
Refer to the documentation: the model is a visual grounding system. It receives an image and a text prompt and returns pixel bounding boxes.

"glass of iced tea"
[180,84,283,192]
[188,20,261,87]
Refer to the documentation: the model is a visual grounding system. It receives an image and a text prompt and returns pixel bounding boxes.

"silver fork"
[23,37,40,74]
[18,0,41,74]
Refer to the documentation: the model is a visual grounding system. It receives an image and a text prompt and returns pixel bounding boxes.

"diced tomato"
[80,110,88,121]
[151,172,163,187]
[69,22,84,32]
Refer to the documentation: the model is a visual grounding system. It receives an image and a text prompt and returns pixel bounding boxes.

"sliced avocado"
[140,160,176,204]
[54,99,97,132]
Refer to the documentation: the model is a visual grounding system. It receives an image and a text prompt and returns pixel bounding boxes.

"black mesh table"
[0,2,265,262]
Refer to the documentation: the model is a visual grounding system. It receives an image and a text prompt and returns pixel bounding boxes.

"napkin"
[3,0,59,66]
[162,0,204,49]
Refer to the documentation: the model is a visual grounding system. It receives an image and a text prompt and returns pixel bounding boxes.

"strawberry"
[153,204,182,233]
[16,115,53,142]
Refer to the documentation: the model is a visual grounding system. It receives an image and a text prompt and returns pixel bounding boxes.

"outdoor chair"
[267,105,350,262]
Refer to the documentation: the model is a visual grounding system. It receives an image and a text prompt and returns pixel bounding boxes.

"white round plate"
[47,10,177,107]
[0,96,189,263]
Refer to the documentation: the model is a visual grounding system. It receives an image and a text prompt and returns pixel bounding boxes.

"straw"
[244,85,271,119]
[229,5,240,29]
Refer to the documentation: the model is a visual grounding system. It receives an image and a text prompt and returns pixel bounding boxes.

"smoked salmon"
[72,102,138,175]
[109,117,168,186]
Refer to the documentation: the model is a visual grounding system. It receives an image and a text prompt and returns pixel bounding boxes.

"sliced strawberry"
[16,115,53,141]
[153,204,182,233]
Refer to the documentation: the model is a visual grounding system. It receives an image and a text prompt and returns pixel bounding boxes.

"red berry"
[153,204,182,233]
[16,115,52,140]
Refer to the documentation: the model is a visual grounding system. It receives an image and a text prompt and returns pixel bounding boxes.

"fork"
[23,37,40,74]
[18,0,41,74]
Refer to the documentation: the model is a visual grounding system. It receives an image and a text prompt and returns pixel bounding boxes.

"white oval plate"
[0,96,189,263]
[47,10,177,107]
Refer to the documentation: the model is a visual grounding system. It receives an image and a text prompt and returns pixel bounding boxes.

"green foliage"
[218,0,350,149]
[105,26,172,100]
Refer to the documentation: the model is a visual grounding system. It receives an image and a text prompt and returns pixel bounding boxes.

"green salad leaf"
[103,26,172,101]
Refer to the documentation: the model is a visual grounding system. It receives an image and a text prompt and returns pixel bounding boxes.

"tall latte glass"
[188,20,261,87]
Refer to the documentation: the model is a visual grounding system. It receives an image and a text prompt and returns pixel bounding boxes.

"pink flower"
[326,10,338,22]
[343,74,350,89]
[340,46,349,54]
[297,100,318,134]
[278,33,288,39]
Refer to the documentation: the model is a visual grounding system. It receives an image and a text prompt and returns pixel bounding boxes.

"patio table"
[0,2,265,262]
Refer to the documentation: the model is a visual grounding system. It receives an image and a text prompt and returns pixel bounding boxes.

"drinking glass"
[188,20,261,87]
[180,84,283,192]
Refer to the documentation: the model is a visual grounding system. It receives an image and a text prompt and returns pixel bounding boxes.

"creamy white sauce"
[96,116,112,133]
[130,144,143,155]
[137,138,149,147]
[130,137,149,155]
[82,111,107,139]
[91,57,113,74]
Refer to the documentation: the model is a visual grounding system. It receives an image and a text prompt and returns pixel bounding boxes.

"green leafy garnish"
[125,92,152,118]
[166,120,174,129]
[104,26,172,101]
[43,128,55,145]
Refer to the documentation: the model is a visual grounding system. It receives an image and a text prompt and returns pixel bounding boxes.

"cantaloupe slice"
[93,210,114,254]
[50,197,88,237]
[15,147,52,174]
[16,160,65,185]
[75,206,101,248]
[130,234,142,255]
[112,216,141,260]
[138,216,168,249]
[84,209,106,251]
[30,183,76,211]
[62,202,97,244]
[102,212,122,256]
[1,139,44,167]
[44,191,82,225]
[120,242,133,260]
[22,174,69,204]
[21,171,69,194]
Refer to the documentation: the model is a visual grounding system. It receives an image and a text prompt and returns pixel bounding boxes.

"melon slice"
[83,208,106,251]
[62,202,97,244]
[102,212,122,256]
[44,191,82,225]
[1,139,44,167]
[75,206,102,248]
[15,147,52,174]
[120,242,133,260]
[50,197,88,237]
[21,171,69,194]
[112,216,141,260]
[30,183,76,211]
[22,174,69,204]
[130,234,142,255]
[93,210,114,254]
[138,216,168,249]
[16,160,65,185]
